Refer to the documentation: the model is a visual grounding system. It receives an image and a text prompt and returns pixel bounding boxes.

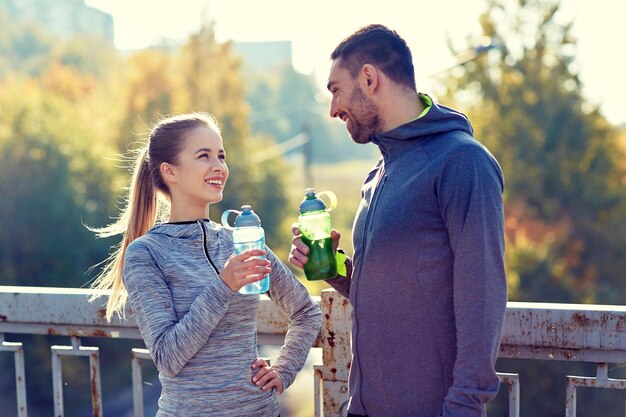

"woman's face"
[167,125,229,208]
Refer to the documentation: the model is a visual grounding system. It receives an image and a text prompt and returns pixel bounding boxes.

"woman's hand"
[220,249,271,292]
[251,358,283,394]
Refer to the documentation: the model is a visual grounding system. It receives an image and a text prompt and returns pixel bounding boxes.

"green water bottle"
[298,188,338,281]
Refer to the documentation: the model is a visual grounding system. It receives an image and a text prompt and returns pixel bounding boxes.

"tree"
[437,1,626,416]
[0,10,53,77]
[0,78,124,416]
[177,21,290,245]
[115,48,181,151]
[0,80,118,287]
[246,64,375,164]
[0,16,305,415]
[440,0,626,304]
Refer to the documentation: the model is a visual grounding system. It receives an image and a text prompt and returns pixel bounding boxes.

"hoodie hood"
[148,219,223,242]
[372,94,474,159]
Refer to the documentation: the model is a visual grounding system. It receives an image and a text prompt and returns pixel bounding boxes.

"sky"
[86,0,625,126]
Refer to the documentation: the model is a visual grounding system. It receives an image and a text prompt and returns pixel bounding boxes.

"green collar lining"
[417,93,432,119]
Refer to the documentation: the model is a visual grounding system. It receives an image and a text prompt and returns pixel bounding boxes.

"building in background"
[0,0,114,45]
[232,40,292,72]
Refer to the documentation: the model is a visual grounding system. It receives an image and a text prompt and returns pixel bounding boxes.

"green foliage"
[440,0,626,305]
[0,11,54,77]
[438,1,626,416]
[110,22,291,244]
[245,63,376,164]
[0,81,118,287]
[51,36,118,79]
[0,17,302,415]
[177,22,290,244]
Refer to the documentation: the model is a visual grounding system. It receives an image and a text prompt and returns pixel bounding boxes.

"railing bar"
[132,348,149,417]
[0,323,143,339]
[89,351,103,417]
[568,372,626,389]
[51,346,98,357]
[511,377,520,417]
[52,351,64,417]
[7,287,626,417]
[1,340,29,417]
[14,343,28,417]
[498,373,520,417]
[313,364,322,417]
[51,340,106,417]
[71,336,81,350]
[597,362,609,382]
[565,377,576,417]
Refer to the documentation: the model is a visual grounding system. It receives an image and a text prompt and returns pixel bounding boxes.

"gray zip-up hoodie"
[122,219,322,417]
[329,95,507,417]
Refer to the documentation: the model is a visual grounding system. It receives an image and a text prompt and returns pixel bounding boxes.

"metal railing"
[1,286,626,417]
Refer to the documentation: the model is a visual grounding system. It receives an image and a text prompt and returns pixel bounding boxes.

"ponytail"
[89,147,158,321]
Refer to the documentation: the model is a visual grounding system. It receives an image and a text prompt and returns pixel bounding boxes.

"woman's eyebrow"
[195,148,225,154]
[195,147,212,154]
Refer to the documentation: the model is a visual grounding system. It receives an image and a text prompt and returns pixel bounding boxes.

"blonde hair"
[90,112,220,321]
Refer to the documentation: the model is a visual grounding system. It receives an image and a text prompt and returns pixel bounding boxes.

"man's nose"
[329,101,339,118]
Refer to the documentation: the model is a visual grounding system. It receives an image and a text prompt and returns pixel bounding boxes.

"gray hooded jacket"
[329,95,507,417]
[123,219,322,417]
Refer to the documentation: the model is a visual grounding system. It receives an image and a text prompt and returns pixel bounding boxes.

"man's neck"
[380,90,424,132]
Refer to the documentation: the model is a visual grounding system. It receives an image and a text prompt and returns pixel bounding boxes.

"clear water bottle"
[298,188,338,281]
[221,205,270,294]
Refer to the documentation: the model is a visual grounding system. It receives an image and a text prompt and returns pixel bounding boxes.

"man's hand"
[288,224,341,269]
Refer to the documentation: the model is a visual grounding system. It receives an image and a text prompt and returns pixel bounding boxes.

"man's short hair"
[331,24,416,91]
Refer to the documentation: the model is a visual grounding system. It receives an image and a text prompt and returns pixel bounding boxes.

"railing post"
[317,289,351,417]
[565,362,626,417]
[0,333,28,417]
[52,345,64,417]
[497,372,520,417]
[51,337,103,417]
[131,348,152,417]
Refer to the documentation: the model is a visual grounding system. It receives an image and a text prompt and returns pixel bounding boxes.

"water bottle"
[221,205,270,294]
[298,188,338,281]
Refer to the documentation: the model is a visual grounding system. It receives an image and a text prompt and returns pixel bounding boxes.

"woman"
[91,112,322,416]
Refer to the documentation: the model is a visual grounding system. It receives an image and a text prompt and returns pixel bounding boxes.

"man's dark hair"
[331,24,416,91]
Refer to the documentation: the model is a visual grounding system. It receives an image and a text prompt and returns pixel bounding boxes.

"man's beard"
[347,86,383,144]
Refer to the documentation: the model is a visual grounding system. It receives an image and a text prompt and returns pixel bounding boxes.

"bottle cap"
[221,205,261,229]
[299,188,337,213]
[299,188,326,213]
[234,205,261,227]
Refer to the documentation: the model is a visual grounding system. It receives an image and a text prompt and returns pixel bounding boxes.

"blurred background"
[1,0,625,416]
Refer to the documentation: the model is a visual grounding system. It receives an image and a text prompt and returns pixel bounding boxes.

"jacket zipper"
[196,220,220,275]
[354,165,387,413]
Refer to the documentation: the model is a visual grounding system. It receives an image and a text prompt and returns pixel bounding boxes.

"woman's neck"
[168,202,210,223]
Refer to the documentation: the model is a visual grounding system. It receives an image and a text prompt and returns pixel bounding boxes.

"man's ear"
[361,64,379,93]
[160,162,177,184]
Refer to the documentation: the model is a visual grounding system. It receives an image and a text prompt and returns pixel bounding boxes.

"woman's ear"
[160,162,177,184]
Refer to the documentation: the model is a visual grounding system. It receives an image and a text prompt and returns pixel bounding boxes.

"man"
[289,24,507,417]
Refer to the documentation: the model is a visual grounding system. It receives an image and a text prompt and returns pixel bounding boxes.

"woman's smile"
[205,176,224,188]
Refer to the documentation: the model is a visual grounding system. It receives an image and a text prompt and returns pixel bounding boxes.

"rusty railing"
[1,286,626,416]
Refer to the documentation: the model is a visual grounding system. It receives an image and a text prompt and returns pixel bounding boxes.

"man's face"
[327,59,382,144]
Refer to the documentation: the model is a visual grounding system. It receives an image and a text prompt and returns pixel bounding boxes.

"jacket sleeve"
[437,144,508,417]
[324,252,352,298]
[265,247,323,390]
[123,241,236,377]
